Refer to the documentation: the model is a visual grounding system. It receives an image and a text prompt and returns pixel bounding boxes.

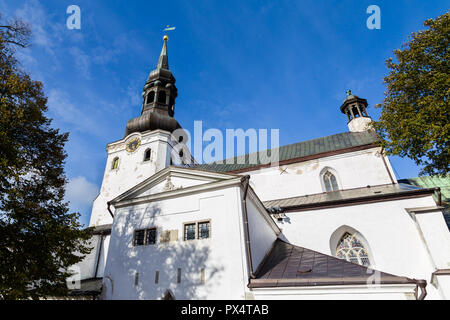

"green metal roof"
[190,131,379,173]
[398,175,450,203]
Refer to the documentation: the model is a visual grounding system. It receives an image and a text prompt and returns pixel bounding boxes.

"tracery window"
[336,232,370,266]
[323,171,339,192]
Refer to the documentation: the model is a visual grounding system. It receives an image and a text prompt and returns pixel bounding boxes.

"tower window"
[146,91,155,104]
[158,91,166,104]
[111,157,119,170]
[144,148,151,162]
[336,232,370,266]
[323,171,339,192]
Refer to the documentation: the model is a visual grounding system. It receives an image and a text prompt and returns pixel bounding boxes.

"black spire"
[124,36,180,137]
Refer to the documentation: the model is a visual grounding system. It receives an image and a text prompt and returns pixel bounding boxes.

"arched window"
[146,91,155,104]
[111,157,119,170]
[143,149,151,162]
[336,232,370,266]
[158,91,166,104]
[323,171,339,192]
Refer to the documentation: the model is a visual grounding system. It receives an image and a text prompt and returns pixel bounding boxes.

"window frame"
[183,220,211,241]
[319,167,341,192]
[133,227,158,247]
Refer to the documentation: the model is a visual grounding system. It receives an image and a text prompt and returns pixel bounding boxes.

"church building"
[70,37,450,300]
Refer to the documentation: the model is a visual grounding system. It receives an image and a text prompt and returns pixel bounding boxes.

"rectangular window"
[134,230,145,246]
[134,228,157,246]
[184,223,196,241]
[198,221,210,239]
[145,228,157,245]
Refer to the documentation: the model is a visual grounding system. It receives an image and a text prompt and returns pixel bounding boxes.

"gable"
[110,166,240,205]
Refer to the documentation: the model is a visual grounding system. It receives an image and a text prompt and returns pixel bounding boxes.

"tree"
[372,12,449,176]
[0,15,92,299]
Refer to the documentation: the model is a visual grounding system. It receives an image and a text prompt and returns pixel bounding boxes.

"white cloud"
[47,88,103,136]
[65,176,99,225]
[69,47,91,79]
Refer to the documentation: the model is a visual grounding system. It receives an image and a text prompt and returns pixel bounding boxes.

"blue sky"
[2,0,448,226]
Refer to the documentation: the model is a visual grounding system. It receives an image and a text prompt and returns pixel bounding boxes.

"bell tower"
[340,90,372,132]
[89,36,188,227]
[124,35,181,137]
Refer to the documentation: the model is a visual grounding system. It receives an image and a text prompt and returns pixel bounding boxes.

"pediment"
[111,166,238,204]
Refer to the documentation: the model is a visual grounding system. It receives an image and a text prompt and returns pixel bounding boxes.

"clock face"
[126,137,141,153]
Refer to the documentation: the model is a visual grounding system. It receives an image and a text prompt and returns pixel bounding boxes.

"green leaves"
[372,12,450,176]
[0,17,92,299]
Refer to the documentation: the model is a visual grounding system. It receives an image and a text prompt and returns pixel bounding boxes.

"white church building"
[70,37,450,300]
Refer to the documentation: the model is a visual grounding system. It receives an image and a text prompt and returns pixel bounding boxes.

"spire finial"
[157,36,169,69]
[346,89,352,96]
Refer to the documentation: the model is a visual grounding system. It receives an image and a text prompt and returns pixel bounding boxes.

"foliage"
[372,12,449,176]
[0,15,92,299]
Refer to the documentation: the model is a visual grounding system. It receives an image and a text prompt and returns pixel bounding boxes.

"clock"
[126,137,141,153]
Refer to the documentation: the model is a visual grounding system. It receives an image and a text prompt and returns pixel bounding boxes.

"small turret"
[340,90,372,132]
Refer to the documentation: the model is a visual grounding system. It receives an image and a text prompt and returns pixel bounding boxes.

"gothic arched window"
[158,91,166,104]
[323,171,339,192]
[111,157,119,170]
[143,149,151,162]
[336,232,370,266]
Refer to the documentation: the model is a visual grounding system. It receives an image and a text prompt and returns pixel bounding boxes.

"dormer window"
[144,148,151,162]
[322,170,339,192]
[111,157,119,170]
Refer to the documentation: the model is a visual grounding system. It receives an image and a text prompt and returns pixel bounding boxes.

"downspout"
[107,201,114,219]
[241,175,255,279]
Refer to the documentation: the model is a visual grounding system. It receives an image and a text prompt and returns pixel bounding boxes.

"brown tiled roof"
[249,239,416,288]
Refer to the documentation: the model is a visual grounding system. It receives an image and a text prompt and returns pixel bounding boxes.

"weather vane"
[163,25,176,32]
[162,25,176,41]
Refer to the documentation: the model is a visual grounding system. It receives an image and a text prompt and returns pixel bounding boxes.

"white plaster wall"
[415,211,450,269]
[90,130,178,227]
[246,147,397,202]
[276,196,447,299]
[348,117,372,132]
[102,186,251,300]
[75,236,100,280]
[95,235,110,278]
[246,195,278,270]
